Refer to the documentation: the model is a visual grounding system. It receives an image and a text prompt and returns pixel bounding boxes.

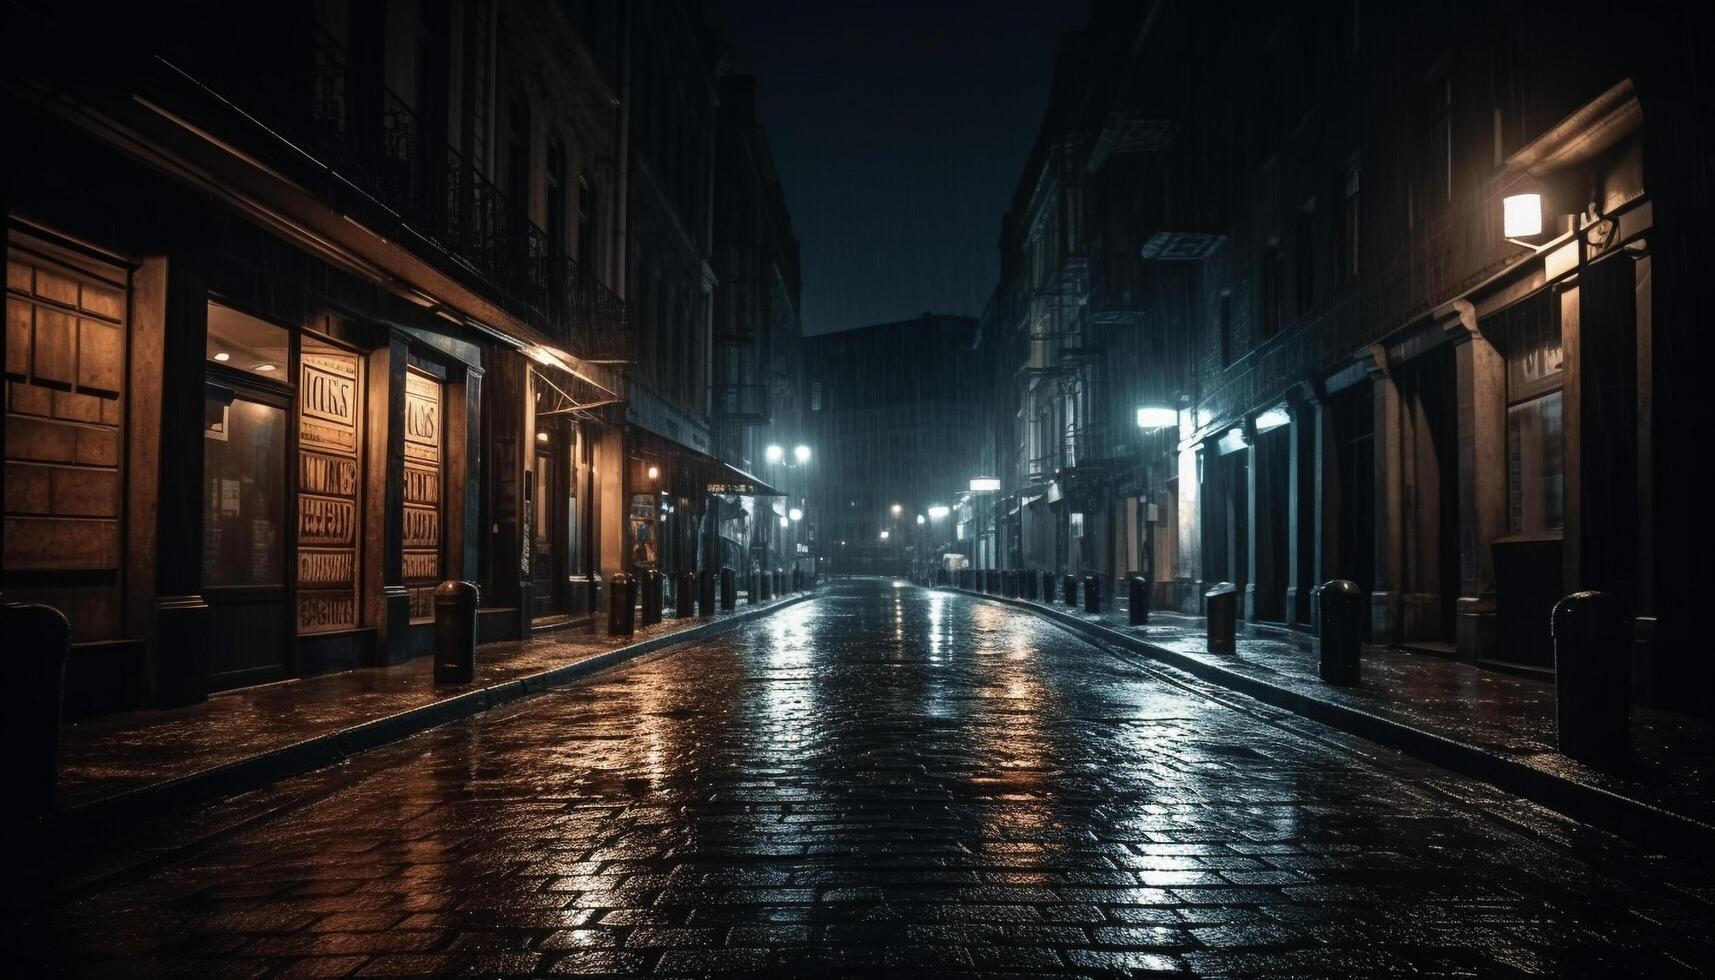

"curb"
[50,593,819,832]
[944,586,1715,858]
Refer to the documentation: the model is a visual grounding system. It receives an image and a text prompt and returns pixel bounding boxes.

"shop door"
[531,423,566,620]
[202,380,292,688]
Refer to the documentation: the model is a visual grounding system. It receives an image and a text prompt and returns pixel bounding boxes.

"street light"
[793,444,811,463]
[880,530,890,540]
[916,514,925,525]
[927,505,950,520]
[765,444,785,463]
[788,507,803,522]
[890,503,903,517]
[779,515,790,528]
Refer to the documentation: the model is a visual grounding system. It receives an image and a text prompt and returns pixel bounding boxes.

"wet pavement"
[25,581,1715,977]
[978,586,1715,832]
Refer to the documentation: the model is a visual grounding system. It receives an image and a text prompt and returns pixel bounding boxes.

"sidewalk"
[53,592,815,820]
[949,584,1715,851]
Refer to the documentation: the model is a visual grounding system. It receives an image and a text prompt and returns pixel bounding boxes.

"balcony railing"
[303,27,631,363]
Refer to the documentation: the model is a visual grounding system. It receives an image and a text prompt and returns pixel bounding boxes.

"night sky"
[714,0,1089,335]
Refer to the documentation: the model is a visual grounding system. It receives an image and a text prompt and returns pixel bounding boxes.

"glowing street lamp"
[779,515,790,528]
[765,444,785,463]
[879,530,890,540]
[915,514,926,525]
[794,444,811,463]
[927,505,950,520]
[1503,193,1543,239]
[788,507,803,521]
[890,503,903,517]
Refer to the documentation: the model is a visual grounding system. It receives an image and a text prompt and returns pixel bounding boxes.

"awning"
[708,462,781,497]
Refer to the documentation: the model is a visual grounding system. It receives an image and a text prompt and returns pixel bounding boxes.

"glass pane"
[1507,390,1564,533]
[203,393,288,586]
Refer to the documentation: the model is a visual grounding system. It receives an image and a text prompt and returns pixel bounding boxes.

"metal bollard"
[758,568,773,601]
[2,602,69,822]
[606,572,637,638]
[792,567,803,592]
[1205,582,1238,653]
[640,568,663,626]
[676,571,696,618]
[1317,580,1364,685]
[1129,576,1150,626]
[1553,591,1630,767]
[1042,572,1056,604]
[698,568,717,617]
[1084,574,1102,614]
[721,566,737,611]
[433,580,480,684]
[774,569,785,597]
[1063,575,1078,608]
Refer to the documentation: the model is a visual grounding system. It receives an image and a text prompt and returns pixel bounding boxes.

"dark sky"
[712,1,1089,335]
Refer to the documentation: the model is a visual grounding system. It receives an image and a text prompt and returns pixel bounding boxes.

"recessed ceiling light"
[255,363,277,372]
[213,351,230,362]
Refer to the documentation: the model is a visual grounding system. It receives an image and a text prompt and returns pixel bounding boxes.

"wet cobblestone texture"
[23,582,1715,977]
[1003,588,1714,829]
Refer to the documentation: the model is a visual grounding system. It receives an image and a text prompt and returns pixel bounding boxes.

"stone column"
[366,332,412,666]
[150,257,210,707]
[1446,303,1504,663]
[1243,429,1261,620]
[1367,345,1404,644]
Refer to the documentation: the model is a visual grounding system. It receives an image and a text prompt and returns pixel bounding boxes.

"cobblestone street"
[28,582,1715,977]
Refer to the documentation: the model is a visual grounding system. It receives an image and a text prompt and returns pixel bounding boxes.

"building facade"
[4,0,801,717]
[981,0,1713,715]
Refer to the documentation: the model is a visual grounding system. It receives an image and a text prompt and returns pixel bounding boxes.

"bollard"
[1129,576,1150,626]
[721,566,737,611]
[1063,575,1078,609]
[676,571,696,618]
[1000,570,1013,597]
[1084,574,1102,614]
[2,602,69,822]
[1205,582,1238,653]
[774,568,786,597]
[792,567,803,592]
[606,572,636,638]
[1553,591,1630,767]
[640,568,663,626]
[433,580,480,684]
[697,568,716,617]
[747,570,761,605]
[758,568,774,601]
[1317,580,1364,685]
[1042,572,1056,604]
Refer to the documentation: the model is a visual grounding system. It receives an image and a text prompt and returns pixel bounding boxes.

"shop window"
[207,302,289,380]
[1496,293,1564,533]
[203,392,289,588]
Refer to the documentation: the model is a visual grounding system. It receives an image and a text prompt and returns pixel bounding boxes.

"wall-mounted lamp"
[890,503,903,517]
[647,464,660,480]
[1503,193,1543,241]
[880,530,890,540]
[915,514,926,525]
[779,516,790,528]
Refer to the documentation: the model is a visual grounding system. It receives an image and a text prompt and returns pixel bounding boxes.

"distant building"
[805,314,985,575]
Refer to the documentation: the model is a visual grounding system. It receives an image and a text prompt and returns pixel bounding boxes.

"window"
[577,176,597,273]
[1260,243,1283,338]
[1494,292,1564,533]
[545,140,566,255]
[1217,292,1234,367]
[1295,201,1316,316]
[1337,166,1360,285]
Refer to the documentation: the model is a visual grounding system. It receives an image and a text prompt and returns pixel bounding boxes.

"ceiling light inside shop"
[254,363,277,372]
